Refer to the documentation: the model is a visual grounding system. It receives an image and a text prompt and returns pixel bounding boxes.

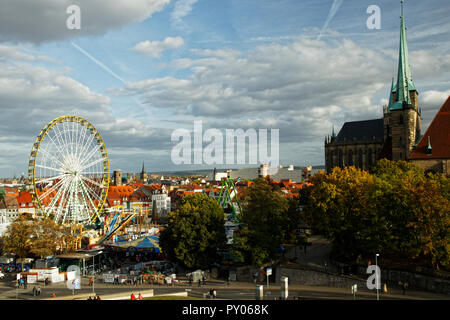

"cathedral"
[325,2,449,176]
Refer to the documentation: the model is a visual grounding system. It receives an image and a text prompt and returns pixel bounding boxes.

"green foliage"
[0,187,5,201]
[160,193,226,269]
[305,160,450,270]
[232,178,300,267]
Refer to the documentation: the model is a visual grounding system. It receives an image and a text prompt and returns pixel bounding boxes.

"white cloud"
[0,0,171,44]
[118,36,389,125]
[132,37,185,58]
[171,0,199,28]
[0,46,174,176]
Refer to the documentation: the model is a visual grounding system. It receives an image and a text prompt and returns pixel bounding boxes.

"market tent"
[106,236,162,253]
[135,236,161,252]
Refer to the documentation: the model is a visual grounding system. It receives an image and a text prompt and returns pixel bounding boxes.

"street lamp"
[375,253,380,301]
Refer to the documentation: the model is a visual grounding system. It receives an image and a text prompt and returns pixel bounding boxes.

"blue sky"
[0,0,449,177]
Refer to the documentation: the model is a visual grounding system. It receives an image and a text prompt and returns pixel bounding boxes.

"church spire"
[388,77,395,110]
[141,161,145,173]
[391,0,417,111]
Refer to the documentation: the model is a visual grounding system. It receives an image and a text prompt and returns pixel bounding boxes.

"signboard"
[27,275,37,284]
[266,268,272,276]
[103,274,115,283]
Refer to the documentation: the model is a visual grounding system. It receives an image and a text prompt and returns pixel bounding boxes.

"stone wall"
[409,159,450,176]
[356,266,450,295]
[275,266,368,291]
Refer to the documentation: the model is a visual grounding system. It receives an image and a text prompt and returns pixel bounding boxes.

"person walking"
[213,289,217,299]
[89,277,94,287]
[24,279,27,289]
[138,293,143,300]
[96,295,101,301]
[198,279,201,287]
[402,282,408,295]
[37,287,41,296]
[131,293,136,300]
[32,286,36,297]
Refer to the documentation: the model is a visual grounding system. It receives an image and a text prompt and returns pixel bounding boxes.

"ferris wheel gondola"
[28,116,110,225]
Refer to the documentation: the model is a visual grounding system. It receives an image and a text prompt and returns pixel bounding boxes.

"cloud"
[118,36,389,125]
[317,0,344,40]
[0,45,55,62]
[132,37,185,58]
[0,0,170,44]
[171,0,199,30]
[0,46,173,176]
[420,89,450,121]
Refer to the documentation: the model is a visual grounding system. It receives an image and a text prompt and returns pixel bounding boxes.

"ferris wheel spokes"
[29,116,110,225]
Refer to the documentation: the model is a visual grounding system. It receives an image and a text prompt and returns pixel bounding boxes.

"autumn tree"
[160,193,226,269]
[30,218,61,258]
[3,215,34,270]
[232,178,291,266]
[304,160,450,270]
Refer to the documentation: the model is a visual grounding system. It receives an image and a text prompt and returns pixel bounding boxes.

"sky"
[0,0,449,177]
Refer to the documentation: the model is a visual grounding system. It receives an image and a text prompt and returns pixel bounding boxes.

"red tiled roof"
[143,184,162,191]
[17,191,33,207]
[409,96,450,160]
[108,186,134,199]
[131,183,144,190]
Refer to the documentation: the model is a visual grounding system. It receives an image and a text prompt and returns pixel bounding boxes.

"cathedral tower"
[384,0,421,161]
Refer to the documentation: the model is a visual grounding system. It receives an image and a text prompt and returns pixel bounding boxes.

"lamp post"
[375,253,380,301]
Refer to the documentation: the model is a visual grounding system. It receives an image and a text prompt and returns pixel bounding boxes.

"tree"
[160,193,226,269]
[304,160,450,270]
[3,215,34,270]
[232,178,290,266]
[30,218,61,258]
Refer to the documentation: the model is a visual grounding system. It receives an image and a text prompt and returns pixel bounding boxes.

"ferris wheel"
[28,116,110,225]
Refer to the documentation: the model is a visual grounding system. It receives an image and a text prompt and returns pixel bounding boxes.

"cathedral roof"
[409,96,450,160]
[335,119,384,144]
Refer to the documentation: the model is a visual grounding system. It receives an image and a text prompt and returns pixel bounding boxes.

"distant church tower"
[383,0,421,161]
[140,161,148,182]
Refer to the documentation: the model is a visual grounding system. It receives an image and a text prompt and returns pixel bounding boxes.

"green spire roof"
[388,77,395,110]
[390,0,417,112]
